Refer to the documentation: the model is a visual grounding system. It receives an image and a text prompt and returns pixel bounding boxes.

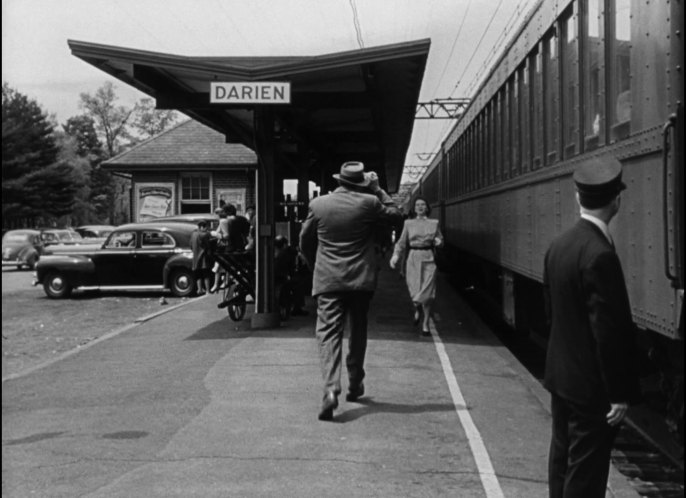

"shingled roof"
[102,119,257,172]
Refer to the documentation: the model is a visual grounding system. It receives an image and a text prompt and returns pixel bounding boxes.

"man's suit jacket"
[543,218,641,408]
[299,186,401,296]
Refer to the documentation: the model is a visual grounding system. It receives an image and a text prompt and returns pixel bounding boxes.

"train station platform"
[2,264,641,497]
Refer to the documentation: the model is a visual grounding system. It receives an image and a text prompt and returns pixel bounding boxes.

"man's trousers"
[315,291,373,395]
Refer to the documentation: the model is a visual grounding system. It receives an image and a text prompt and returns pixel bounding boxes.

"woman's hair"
[410,197,431,218]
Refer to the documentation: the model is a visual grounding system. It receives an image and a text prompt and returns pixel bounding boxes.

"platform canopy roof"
[68,39,430,192]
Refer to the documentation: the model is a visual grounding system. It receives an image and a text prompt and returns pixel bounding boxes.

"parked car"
[75,225,116,239]
[148,214,220,231]
[39,228,84,246]
[2,229,45,270]
[33,222,198,298]
[73,225,116,246]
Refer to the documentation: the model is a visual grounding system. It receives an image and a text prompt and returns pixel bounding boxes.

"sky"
[2,0,537,182]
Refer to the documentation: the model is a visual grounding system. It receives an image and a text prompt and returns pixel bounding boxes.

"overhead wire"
[430,0,472,97]
[465,0,528,96]
[348,0,365,48]
[449,0,505,98]
[417,0,509,167]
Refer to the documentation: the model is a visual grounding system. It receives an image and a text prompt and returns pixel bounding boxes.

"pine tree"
[2,83,82,226]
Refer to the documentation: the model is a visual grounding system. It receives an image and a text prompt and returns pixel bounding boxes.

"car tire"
[43,272,72,299]
[169,268,195,297]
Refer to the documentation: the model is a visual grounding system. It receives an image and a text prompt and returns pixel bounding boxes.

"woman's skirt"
[404,249,437,304]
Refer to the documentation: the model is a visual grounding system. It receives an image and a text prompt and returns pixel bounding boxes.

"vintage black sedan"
[33,222,199,298]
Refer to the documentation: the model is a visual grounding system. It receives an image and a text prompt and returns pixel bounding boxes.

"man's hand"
[389,254,399,269]
[606,403,628,426]
[365,171,380,193]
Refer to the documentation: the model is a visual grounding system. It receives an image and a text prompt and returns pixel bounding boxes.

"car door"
[92,230,137,286]
[132,230,177,284]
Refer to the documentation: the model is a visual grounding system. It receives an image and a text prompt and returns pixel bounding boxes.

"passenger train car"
[410,0,683,439]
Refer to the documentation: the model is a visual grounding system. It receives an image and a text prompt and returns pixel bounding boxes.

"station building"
[103,119,257,221]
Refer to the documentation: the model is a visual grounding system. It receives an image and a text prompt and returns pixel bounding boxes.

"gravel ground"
[1,275,191,378]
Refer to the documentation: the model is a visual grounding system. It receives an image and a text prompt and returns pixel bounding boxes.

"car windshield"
[3,233,30,243]
[47,230,83,242]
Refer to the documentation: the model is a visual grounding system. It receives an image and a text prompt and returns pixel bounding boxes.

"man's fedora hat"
[573,156,626,198]
[333,161,371,188]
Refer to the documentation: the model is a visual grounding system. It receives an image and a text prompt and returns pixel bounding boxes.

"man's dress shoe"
[318,391,338,421]
[345,383,365,402]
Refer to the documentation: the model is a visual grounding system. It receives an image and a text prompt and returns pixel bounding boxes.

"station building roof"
[68,38,430,192]
[102,119,257,171]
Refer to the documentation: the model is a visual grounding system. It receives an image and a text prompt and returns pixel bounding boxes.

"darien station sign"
[210,82,291,104]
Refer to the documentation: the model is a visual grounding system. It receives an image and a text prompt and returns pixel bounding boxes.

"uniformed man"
[543,157,641,497]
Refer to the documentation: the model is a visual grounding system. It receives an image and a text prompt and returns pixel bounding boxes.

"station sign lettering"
[210,82,291,104]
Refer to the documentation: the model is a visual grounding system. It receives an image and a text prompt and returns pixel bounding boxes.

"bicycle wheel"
[227,285,247,321]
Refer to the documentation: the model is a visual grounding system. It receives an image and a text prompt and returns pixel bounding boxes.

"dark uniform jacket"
[299,186,401,296]
[543,218,641,408]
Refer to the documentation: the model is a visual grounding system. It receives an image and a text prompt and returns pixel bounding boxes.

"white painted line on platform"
[429,321,505,498]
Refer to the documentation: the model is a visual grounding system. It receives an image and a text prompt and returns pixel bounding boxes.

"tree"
[78,81,135,158]
[132,97,180,139]
[63,115,112,223]
[2,83,82,226]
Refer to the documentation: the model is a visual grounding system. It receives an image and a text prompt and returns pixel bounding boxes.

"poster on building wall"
[217,188,246,216]
[135,183,174,222]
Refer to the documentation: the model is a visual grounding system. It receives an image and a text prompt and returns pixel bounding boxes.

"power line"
[449,0,505,98]
[431,0,472,97]
[465,0,528,96]
[348,0,365,49]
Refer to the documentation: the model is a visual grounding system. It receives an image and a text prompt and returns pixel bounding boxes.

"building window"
[181,174,211,214]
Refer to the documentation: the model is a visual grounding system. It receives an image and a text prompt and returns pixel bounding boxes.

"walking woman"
[390,197,443,336]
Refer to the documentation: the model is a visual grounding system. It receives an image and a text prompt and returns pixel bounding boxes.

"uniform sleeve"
[298,207,317,270]
[582,251,641,404]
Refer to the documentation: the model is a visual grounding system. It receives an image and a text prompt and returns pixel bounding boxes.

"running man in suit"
[543,157,641,497]
[300,161,402,421]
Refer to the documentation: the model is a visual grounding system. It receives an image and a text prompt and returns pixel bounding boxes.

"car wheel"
[170,268,195,297]
[43,272,72,299]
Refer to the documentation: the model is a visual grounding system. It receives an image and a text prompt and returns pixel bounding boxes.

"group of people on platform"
[189,203,254,295]
[297,158,641,498]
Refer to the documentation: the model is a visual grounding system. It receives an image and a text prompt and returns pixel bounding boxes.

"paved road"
[2,266,639,497]
[1,267,35,295]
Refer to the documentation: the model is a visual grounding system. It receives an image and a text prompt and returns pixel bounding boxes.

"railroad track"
[455,284,684,498]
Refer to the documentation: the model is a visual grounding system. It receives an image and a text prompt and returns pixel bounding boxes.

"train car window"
[519,63,530,173]
[532,47,544,169]
[609,0,631,141]
[488,102,496,185]
[582,0,606,151]
[510,77,521,177]
[479,112,490,187]
[494,92,502,183]
[458,137,465,195]
[470,125,477,191]
[543,32,560,165]
[466,127,473,192]
[502,86,511,180]
[561,6,580,159]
